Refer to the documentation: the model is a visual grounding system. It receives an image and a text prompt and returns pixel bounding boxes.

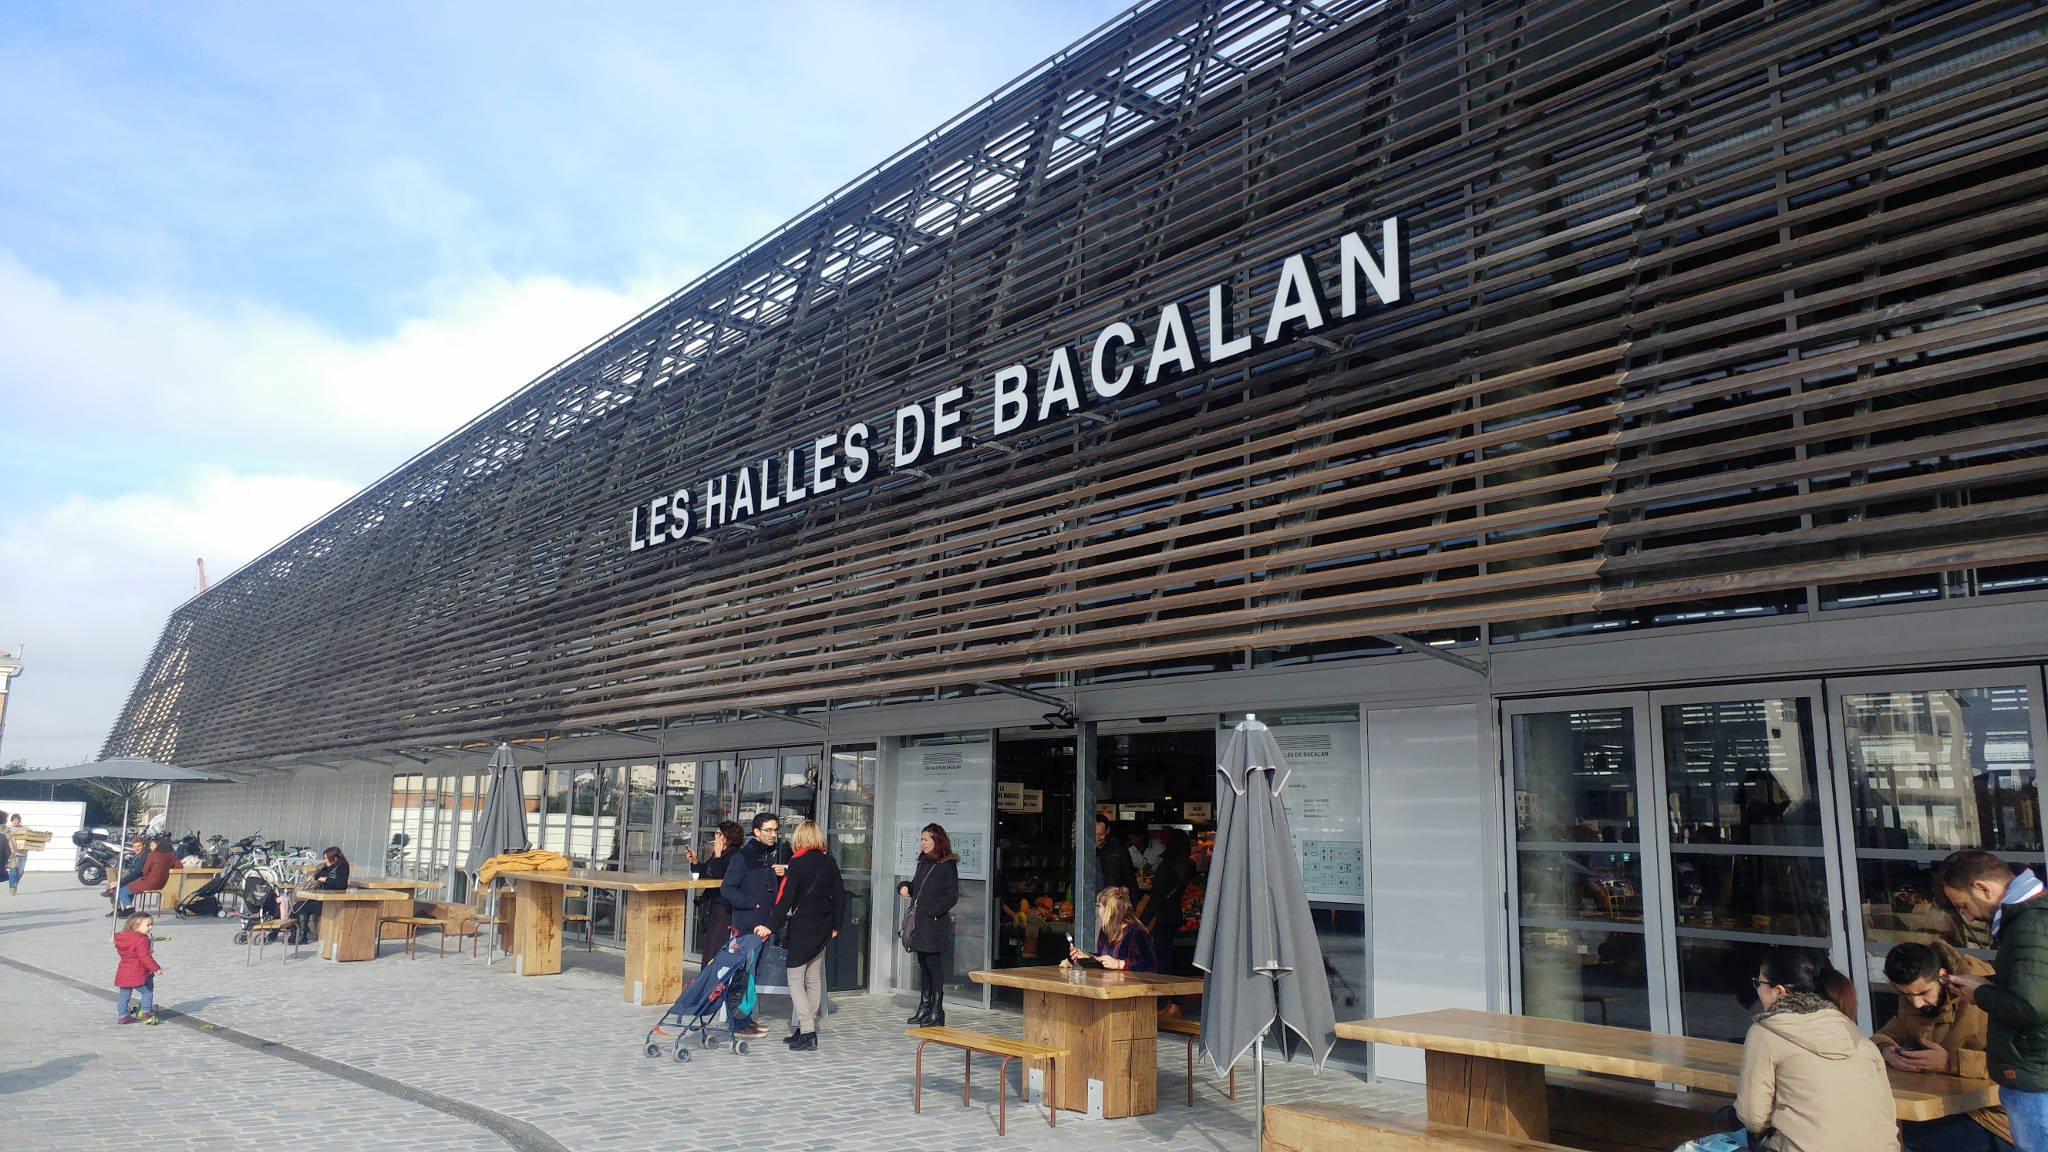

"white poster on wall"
[892,741,991,880]
[1220,720,1364,902]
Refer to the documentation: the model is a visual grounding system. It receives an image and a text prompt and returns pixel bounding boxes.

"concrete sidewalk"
[0,873,1422,1151]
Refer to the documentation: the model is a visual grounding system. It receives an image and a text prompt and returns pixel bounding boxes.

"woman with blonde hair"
[1069,885,1157,972]
[762,819,845,1051]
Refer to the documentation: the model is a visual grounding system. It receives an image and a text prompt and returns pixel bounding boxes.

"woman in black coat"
[763,820,845,1051]
[896,822,959,1027]
[692,820,744,965]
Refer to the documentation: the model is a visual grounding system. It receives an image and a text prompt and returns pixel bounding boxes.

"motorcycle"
[70,827,123,887]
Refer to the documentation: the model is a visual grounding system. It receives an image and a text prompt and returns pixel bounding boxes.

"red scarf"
[775,846,818,904]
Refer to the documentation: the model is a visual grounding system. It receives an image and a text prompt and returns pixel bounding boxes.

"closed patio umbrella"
[462,743,529,900]
[1193,714,1336,1147]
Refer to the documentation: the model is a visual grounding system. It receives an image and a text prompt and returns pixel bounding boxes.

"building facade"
[107,0,2048,1080]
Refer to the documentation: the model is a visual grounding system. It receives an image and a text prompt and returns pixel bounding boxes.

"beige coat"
[1736,993,1900,1152]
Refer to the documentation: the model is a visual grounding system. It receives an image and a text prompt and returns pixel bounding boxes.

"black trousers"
[916,949,945,999]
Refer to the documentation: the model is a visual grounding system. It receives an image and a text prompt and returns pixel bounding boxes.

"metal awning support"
[975,681,1077,727]
[1375,634,1489,677]
[580,724,660,744]
[742,707,827,730]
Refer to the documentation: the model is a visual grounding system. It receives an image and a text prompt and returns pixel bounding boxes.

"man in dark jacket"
[720,812,782,1037]
[1939,849,2048,1151]
[1093,813,1134,894]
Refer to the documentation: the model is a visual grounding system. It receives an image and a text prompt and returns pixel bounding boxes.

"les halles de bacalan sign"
[627,218,1406,553]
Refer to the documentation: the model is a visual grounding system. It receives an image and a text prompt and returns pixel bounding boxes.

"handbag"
[899,881,920,952]
[754,941,791,994]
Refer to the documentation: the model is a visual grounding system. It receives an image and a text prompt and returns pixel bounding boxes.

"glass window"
[1845,684,2039,1020]
[1511,708,1652,1031]
[736,754,776,827]
[1663,697,1832,1042]
[662,759,696,875]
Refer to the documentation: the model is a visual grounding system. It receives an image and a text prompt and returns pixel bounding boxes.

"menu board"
[892,741,991,880]
[1221,721,1364,902]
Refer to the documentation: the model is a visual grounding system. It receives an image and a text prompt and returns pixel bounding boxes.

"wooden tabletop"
[168,867,221,875]
[295,889,408,903]
[1337,1009,1997,1122]
[970,965,1205,1000]
[494,869,718,892]
[353,879,443,890]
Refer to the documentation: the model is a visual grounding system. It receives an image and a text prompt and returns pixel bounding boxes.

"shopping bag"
[753,941,791,995]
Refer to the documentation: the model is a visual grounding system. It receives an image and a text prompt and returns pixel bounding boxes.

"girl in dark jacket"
[897,822,959,1027]
[763,820,845,1051]
[692,821,744,966]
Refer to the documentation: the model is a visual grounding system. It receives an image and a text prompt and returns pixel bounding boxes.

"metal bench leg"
[964,1048,972,1108]
[1049,1056,1057,1127]
[999,1055,1012,1137]
[915,1039,928,1114]
[1187,1035,1195,1105]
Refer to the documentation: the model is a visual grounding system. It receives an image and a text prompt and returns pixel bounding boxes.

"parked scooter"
[70,827,123,887]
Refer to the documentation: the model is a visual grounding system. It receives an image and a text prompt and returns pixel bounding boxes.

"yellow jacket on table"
[477,850,570,884]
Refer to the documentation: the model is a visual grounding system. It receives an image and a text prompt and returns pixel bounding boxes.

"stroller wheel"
[233,931,249,944]
[732,1040,748,1056]
[644,1042,662,1058]
[701,1032,715,1048]
[673,1045,691,1063]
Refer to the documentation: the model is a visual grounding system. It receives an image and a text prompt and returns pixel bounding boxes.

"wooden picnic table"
[970,965,1204,1119]
[352,879,444,938]
[295,889,409,961]
[1336,1008,2000,1141]
[493,869,719,1005]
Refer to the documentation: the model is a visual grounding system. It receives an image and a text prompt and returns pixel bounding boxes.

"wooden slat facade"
[105,0,2048,769]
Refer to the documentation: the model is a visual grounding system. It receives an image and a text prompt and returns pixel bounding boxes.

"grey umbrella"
[1193,714,1337,1147]
[461,744,530,899]
[34,758,233,901]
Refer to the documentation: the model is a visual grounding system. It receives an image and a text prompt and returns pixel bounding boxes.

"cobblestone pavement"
[0,873,1423,1151]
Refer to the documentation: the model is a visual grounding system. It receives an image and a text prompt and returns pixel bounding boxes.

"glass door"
[621,762,660,872]
[1649,685,1841,1042]
[826,745,877,991]
[1505,696,1663,1032]
[1828,669,2047,1028]
[660,759,697,876]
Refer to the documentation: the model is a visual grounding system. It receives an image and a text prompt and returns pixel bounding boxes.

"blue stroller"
[644,930,765,1063]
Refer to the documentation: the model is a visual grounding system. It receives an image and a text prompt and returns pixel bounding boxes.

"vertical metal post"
[1072,720,1098,947]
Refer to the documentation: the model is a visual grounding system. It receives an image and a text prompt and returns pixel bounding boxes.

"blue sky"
[0,0,1132,767]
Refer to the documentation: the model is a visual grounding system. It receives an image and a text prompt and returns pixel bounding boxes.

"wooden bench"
[378,914,447,959]
[907,1025,1067,1136]
[1262,1102,1577,1151]
[1159,1013,1236,1105]
[245,918,298,965]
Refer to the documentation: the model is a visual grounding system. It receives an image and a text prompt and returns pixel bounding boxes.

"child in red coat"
[114,913,162,1024]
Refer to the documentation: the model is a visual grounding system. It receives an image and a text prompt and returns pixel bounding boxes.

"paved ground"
[0,873,1422,1151]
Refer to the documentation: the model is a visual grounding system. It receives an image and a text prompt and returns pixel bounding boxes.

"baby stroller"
[644,930,765,1063]
[175,869,232,918]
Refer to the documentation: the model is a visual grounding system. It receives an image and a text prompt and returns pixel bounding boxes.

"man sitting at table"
[1876,941,2014,1152]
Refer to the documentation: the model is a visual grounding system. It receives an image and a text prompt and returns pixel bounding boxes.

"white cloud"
[0,469,360,769]
[0,253,685,768]
[0,249,668,486]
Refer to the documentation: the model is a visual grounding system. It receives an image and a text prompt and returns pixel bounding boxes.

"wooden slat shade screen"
[105,0,2048,769]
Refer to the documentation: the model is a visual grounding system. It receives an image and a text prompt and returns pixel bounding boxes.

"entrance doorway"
[990,717,1219,1004]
